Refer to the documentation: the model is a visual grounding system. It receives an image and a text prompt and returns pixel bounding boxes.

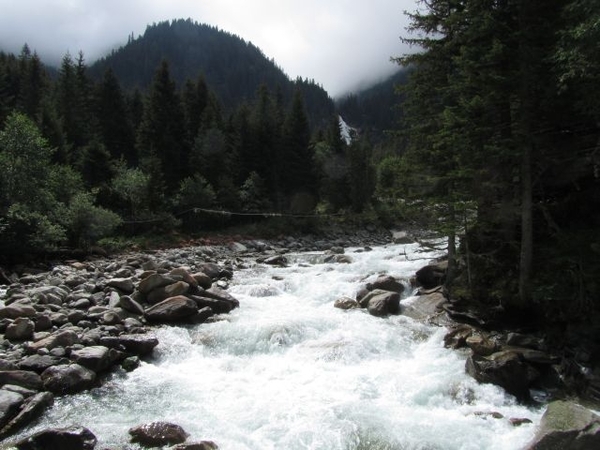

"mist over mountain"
[89,19,334,125]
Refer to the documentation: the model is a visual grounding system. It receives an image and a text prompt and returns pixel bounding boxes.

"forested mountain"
[336,69,410,140]
[89,19,334,126]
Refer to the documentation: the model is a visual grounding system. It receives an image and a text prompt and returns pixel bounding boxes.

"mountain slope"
[90,19,334,123]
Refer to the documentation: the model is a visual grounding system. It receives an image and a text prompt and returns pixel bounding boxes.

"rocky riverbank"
[1,227,598,449]
[0,227,393,448]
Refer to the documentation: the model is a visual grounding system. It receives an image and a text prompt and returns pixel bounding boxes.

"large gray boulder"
[0,371,43,391]
[69,346,113,373]
[366,275,405,294]
[4,318,35,341]
[0,389,24,428]
[0,392,54,440]
[41,364,96,395]
[527,400,600,449]
[26,330,79,353]
[415,261,447,289]
[358,289,400,317]
[145,296,198,323]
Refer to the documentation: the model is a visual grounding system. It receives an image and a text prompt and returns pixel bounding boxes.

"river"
[9,241,542,449]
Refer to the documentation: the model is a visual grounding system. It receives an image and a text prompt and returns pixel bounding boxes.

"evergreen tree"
[136,60,188,193]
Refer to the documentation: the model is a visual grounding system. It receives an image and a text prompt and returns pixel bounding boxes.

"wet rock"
[466,350,538,401]
[129,421,188,447]
[5,318,35,341]
[145,296,198,323]
[138,273,178,295]
[146,281,190,305]
[17,355,66,373]
[14,425,97,450]
[0,391,54,439]
[121,356,140,372]
[506,332,546,350]
[118,295,145,315]
[334,297,360,310]
[41,364,96,395]
[195,263,222,280]
[466,334,498,357]
[526,400,600,449]
[366,275,405,294]
[0,371,43,391]
[69,346,113,373]
[402,292,448,324]
[192,272,212,289]
[107,278,134,294]
[323,254,353,264]
[0,304,37,320]
[415,261,447,289]
[170,267,199,288]
[0,389,24,428]
[358,289,400,317]
[27,330,79,353]
[113,334,158,356]
[510,417,533,426]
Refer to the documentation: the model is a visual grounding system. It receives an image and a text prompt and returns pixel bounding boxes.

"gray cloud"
[0,0,417,97]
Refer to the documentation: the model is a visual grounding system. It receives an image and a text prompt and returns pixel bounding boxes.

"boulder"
[466,334,498,357]
[366,275,405,294]
[170,267,199,288]
[15,426,97,450]
[118,295,145,315]
[69,346,113,373]
[415,261,448,289]
[17,355,66,374]
[262,255,288,267]
[145,296,198,323]
[358,289,400,316]
[111,334,158,356]
[0,371,43,391]
[146,281,190,305]
[129,421,188,447]
[5,318,35,341]
[192,272,212,289]
[0,304,37,320]
[0,389,24,428]
[27,330,79,353]
[0,392,54,440]
[323,254,353,264]
[107,278,134,294]
[195,263,222,280]
[41,364,96,395]
[527,400,600,450]
[138,273,178,295]
[466,350,538,400]
[402,292,448,323]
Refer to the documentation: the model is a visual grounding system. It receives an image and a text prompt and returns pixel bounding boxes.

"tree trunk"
[518,144,533,307]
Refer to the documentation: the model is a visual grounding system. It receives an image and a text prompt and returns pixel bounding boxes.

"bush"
[64,192,122,248]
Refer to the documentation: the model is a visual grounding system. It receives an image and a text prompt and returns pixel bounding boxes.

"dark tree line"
[391,0,599,322]
[0,40,376,262]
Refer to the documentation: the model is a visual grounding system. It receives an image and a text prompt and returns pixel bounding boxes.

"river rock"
[146,281,190,305]
[415,261,447,289]
[323,254,353,264]
[192,272,212,289]
[27,330,79,353]
[17,355,67,373]
[15,425,97,450]
[0,371,43,391]
[69,346,113,373]
[466,350,538,400]
[0,304,37,320]
[358,289,400,316]
[0,390,24,428]
[0,391,54,439]
[402,291,448,324]
[138,273,178,295]
[111,334,158,356]
[129,421,188,447]
[41,364,96,395]
[5,318,35,341]
[107,277,134,294]
[366,275,405,294]
[145,296,199,323]
[334,297,360,310]
[170,267,199,288]
[118,295,145,315]
[526,400,600,449]
[195,263,222,279]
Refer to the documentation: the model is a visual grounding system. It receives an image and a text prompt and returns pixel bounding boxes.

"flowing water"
[9,242,542,449]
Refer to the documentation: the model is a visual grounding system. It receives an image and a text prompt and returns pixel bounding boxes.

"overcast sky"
[0,0,418,97]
